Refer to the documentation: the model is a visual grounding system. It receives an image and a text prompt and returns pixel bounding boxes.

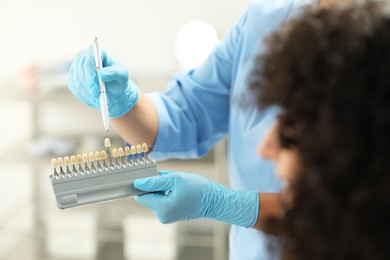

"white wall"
[0,0,252,80]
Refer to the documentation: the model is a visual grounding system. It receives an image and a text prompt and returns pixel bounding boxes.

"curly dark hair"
[250,2,390,260]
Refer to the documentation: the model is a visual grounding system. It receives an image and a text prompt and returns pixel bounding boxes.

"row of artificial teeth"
[51,143,150,177]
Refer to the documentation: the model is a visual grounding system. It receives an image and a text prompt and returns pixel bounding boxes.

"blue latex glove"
[68,45,138,118]
[134,171,259,228]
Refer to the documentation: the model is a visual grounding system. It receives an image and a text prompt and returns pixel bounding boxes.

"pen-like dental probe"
[92,37,110,133]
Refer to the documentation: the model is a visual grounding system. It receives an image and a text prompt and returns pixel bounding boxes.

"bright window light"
[174,19,219,70]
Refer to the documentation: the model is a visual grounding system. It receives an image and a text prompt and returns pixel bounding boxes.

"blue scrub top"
[147,0,318,259]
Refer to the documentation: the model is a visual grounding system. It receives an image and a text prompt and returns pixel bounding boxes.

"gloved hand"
[68,45,138,118]
[133,171,259,228]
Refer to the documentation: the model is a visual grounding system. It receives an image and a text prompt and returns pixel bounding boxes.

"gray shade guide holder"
[50,159,158,209]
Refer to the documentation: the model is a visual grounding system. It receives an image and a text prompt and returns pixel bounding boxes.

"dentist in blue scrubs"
[68,0,333,258]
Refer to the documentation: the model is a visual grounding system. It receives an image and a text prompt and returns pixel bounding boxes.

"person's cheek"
[275,154,290,184]
[276,150,300,185]
[258,123,280,161]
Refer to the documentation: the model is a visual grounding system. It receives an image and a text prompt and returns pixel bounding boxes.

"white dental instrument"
[92,37,110,133]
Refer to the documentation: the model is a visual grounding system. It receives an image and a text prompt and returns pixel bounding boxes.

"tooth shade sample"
[101,150,107,159]
[51,158,58,168]
[82,153,88,163]
[57,157,64,167]
[112,148,118,158]
[76,154,82,164]
[104,138,111,148]
[95,151,101,160]
[125,146,131,156]
[131,146,137,155]
[70,155,76,165]
[88,152,95,161]
[118,147,124,157]
[63,156,70,166]
[142,143,148,153]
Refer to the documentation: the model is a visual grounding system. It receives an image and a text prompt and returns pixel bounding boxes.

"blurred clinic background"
[0,0,252,259]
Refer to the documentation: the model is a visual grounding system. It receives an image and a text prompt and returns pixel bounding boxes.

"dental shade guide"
[49,139,158,209]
